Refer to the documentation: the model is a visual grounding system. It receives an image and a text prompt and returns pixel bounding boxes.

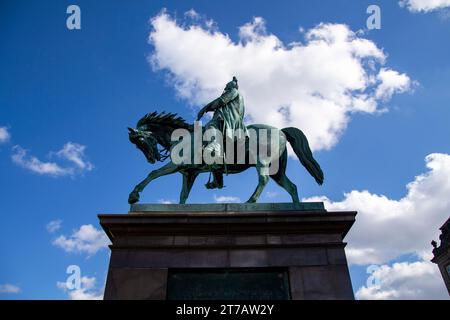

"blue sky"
[1,0,450,299]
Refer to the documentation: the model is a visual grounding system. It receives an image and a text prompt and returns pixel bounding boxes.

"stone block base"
[99,203,356,300]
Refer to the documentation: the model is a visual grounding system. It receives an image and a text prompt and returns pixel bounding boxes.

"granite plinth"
[100,202,356,300]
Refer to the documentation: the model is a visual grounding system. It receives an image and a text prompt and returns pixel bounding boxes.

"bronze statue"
[128,78,323,204]
[196,76,247,190]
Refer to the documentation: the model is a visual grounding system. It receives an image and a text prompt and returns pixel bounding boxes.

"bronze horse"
[128,112,323,204]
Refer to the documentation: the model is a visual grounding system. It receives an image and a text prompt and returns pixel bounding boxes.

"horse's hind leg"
[270,151,299,203]
[271,173,299,203]
[246,165,270,203]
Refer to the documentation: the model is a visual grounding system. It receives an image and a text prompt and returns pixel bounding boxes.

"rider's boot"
[205,171,224,189]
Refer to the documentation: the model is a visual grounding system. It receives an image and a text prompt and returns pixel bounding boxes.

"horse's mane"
[136,111,192,131]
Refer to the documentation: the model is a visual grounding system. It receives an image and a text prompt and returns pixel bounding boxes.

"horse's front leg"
[179,171,199,204]
[128,162,179,204]
[246,164,270,203]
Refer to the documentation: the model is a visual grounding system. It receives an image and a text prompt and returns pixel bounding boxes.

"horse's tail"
[281,127,324,185]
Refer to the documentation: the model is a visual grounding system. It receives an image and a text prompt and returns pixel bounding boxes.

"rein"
[157,146,170,162]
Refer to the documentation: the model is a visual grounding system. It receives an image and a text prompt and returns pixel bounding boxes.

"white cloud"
[53,224,109,256]
[375,68,413,101]
[214,195,241,203]
[0,126,10,144]
[356,261,448,299]
[0,283,21,293]
[305,153,450,299]
[12,145,70,176]
[265,191,279,199]
[57,276,103,300]
[46,219,62,233]
[305,153,450,265]
[54,142,94,171]
[400,0,450,12]
[11,142,93,177]
[184,8,199,19]
[148,11,412,151]
[158,199,174,204]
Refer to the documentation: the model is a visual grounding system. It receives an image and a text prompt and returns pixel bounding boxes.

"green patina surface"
[129,202,325,212]
[128,77,324,205]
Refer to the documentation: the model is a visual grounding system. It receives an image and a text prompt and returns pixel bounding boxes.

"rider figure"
[196,76,248,189]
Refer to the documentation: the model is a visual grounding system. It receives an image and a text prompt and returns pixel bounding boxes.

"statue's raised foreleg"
[179,171,199,204]
[128,162,180,204]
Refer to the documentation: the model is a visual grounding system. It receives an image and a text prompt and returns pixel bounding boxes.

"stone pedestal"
[99,203,356,300]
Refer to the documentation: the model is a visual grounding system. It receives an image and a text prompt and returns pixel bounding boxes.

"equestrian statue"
[128,77,323,204]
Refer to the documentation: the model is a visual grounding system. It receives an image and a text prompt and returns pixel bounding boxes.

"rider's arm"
[196,100,217,120]
[197,89,237,120]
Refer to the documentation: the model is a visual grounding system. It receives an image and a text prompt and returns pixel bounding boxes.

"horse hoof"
[128,192,140,204]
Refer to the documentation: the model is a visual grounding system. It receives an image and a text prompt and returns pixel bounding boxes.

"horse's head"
[128,127,160,164]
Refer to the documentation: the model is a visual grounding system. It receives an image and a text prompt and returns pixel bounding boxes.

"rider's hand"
[196,107,206,121]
